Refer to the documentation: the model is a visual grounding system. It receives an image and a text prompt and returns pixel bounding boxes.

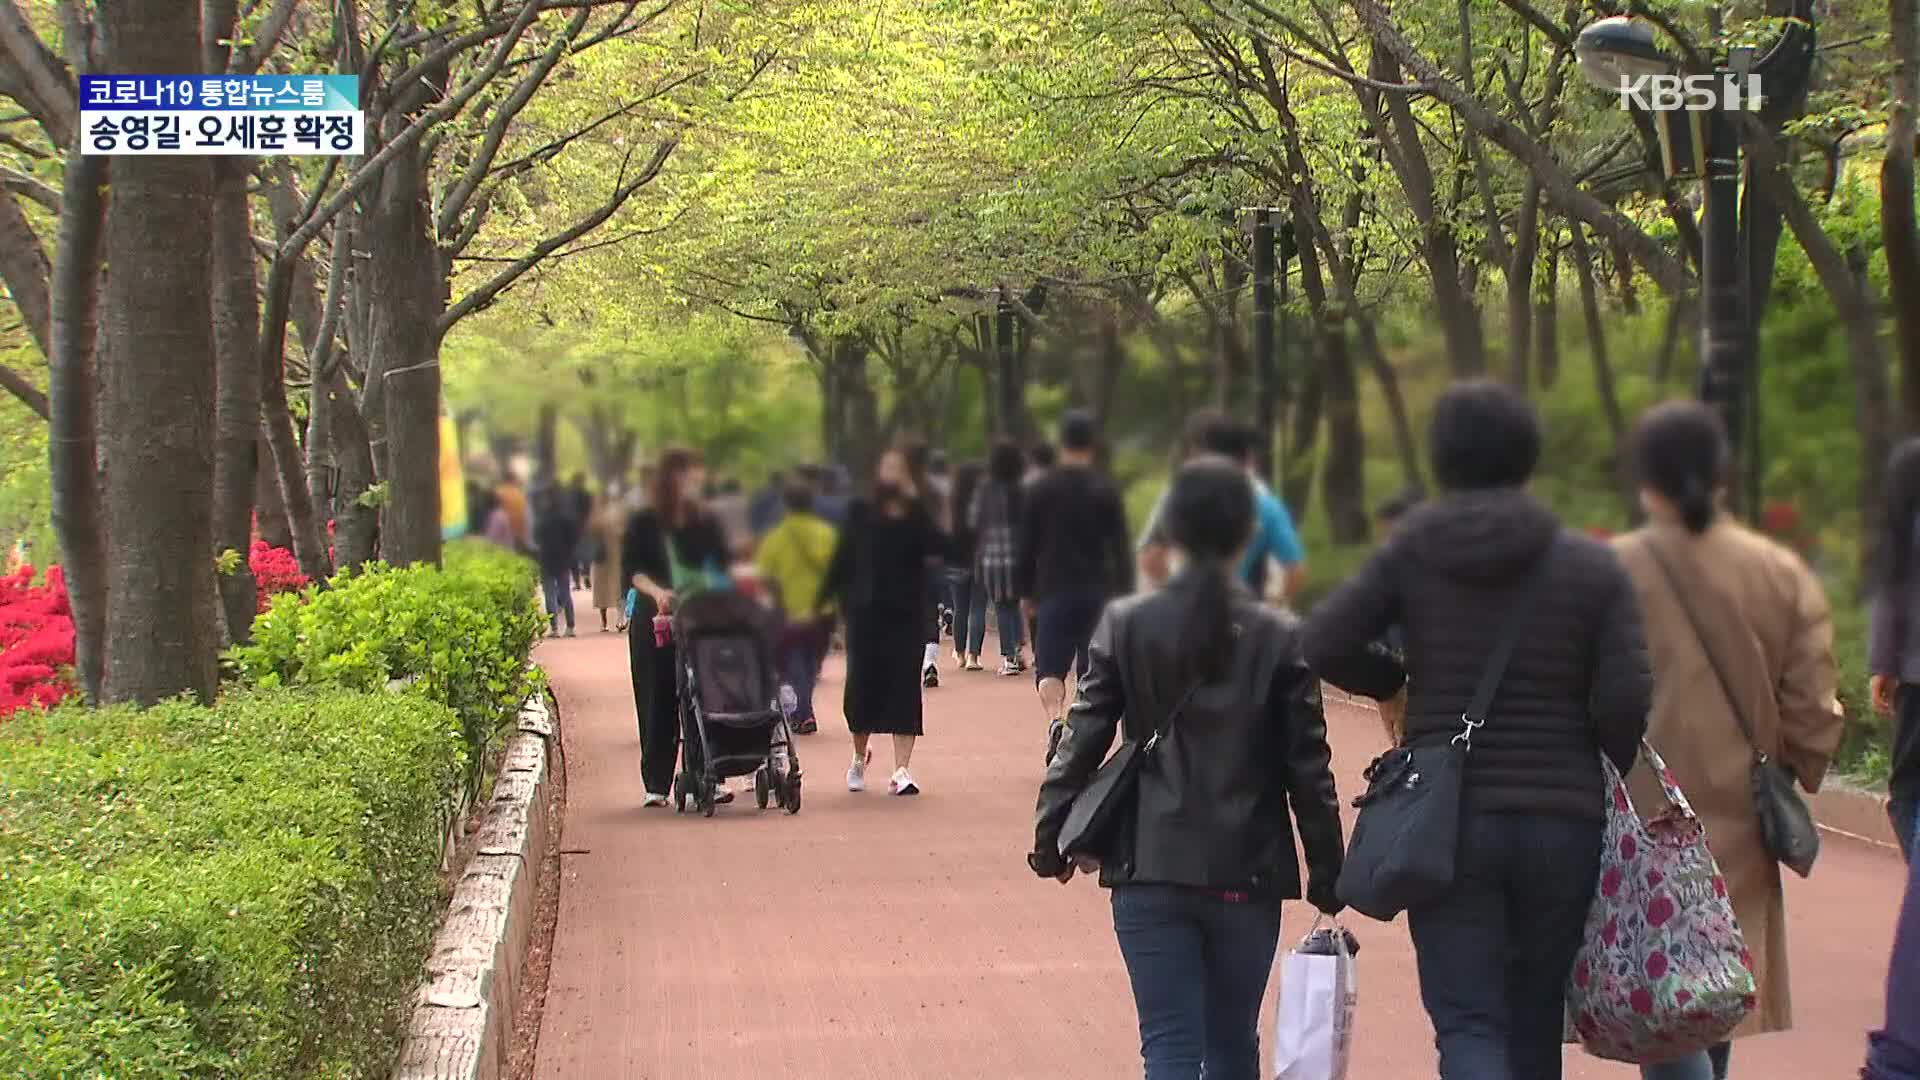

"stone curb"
[392,688,556,1080]
[1321,686,1899,851]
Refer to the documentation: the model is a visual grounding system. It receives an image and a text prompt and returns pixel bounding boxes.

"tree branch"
[0,0,76,146]
[0,356,45,418]
[438,137,678,332]
[231,0,305,74]
[0,185,50,359]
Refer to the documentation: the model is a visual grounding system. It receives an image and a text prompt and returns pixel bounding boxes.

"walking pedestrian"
[1029,456,1346,1080]
[1138,412,1305,602]
[1303,380,1653,1080]
[756,478,838,735]
[565,472,594,589]
[589,489,626,632]
[1863,839,1920,1079]
[533,487,580,637]
[1017,409,1132,764]
[1870,437,1920,862]
[945,461,988,671]
[817,446,942,796]
[495,470,531,553]
[1612,400,1843,1080]
[749,469,787,538]
[973,439,1028,676]
[624,448,735,808]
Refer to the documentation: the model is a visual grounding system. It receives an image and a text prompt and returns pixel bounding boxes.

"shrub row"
[229,539,546,798]
[0,689,466,1078]
[1,541,547,1077]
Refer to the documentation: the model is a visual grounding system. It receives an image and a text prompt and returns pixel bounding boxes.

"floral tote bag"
[1565,743,1756,1064]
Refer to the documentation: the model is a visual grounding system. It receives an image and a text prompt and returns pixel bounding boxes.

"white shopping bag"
[1272,918,1356,1080]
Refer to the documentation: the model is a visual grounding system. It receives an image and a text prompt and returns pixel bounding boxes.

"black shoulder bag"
[1336,549,1549,922]
[1054,682,1203,862]
[1645,541,1820,877]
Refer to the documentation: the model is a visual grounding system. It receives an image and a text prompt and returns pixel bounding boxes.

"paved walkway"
[532,602,1904,1079]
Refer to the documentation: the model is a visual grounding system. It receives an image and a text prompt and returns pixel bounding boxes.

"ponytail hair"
[1631,401,1727,534]
[1164,457,1257,685]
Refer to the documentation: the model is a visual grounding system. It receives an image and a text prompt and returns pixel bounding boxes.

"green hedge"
[229,540,546,798]
[0,689,466,1078]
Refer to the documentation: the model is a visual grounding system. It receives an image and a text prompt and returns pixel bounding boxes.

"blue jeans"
[1891,797,1918,864]
[540,569,574,631]
[1110,884,1282,1080]
[949,573,990,657]
[1867,832,1920,1079]
[1409,811,1602,1080]
[994,599,1023,658]
[1642,1044,1730,1080]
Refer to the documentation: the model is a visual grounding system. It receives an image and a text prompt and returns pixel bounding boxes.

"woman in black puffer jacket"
[1303,380,1652,1080]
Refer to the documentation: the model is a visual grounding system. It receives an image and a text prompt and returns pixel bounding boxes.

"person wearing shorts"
[1017,409,1132,765]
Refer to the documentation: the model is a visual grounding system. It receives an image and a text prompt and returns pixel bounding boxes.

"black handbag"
[1335,550,1548,921]
[1645,543,1820,877]
[1055,683,1203,861]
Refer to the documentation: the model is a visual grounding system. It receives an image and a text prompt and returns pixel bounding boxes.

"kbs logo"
[1615,72,1763,112]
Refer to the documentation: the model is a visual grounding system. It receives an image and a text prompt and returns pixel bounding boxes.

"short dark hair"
[782,479,816,512]
[1187,410,1251,462]
[1632,400,1728,533]
[1058,409,1098,451]
[1029,442,1057,468]
[1428,380,1540,491]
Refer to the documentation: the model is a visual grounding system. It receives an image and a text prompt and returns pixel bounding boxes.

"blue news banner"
[79,75,364,156]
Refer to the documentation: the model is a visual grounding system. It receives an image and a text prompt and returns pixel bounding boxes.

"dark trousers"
[778,622,826,722]
[1893,796,1919,864]
[949,572,989,656]
[627,623,679,795]
[1408,811,1602,1080]
[540,569,575,630]
[1110,885,1282,1080]
[1867,834,1920,1079]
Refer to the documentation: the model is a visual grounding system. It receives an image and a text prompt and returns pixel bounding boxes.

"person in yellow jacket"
[755,480,839,734]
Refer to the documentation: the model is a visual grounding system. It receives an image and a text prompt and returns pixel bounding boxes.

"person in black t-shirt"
[1017,410,1133,764]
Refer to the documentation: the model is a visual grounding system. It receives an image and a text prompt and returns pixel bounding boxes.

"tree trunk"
[48,153,109,702]
[325,368,380,569]
[363,140,445,567]
[98,0,218,706]
[1506,181,1541,390]
[209,157,260,643]
[1654,295,1692,387]
[837,339,880,491]
[260,336,330,580]
[1887,0,1920,432]
[1294,217,1367,542]
[1569,223,1634,516]
[534,401,558,484]
[1534,245,1561,388]
[255,430,294,548]
[1282,361,1322,518]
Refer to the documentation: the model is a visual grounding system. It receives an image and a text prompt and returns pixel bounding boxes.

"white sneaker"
[642,792,669,808]
[888,767,919,796]
[998,658,1021,677]
[847,750,871,792]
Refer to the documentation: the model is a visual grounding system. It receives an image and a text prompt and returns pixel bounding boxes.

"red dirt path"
[531,616,1903,1079]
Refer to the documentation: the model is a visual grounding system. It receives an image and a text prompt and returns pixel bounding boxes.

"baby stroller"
[669,589,803,817]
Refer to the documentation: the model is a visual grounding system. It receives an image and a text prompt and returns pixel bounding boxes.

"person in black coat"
[1030,457,1346,1080]
[533,487,581,637]
[1302,380,1651,1080]
[623,447,733,808]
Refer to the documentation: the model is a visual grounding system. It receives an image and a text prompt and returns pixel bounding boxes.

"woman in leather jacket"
[1029,457,1346,1080]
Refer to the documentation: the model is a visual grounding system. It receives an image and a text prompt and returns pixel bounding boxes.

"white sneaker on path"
[889,767,919,796]
[848,749,872,792]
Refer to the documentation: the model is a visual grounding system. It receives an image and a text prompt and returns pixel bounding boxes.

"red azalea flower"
[0,564,78,718]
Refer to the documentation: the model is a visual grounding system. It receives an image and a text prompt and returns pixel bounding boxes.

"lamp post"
[1574,12,1814,518]
[1244,206,1294,486]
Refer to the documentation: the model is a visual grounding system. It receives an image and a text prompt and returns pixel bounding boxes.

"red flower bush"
[0,564,78,717]
[250,541,309,613]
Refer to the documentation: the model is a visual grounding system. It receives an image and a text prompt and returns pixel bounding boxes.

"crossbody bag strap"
[1459,538,1560,747]
[1142,681,1204,754]
[1643,537,1764,763]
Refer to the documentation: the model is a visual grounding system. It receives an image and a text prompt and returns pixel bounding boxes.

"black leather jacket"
[1032,571,1346,906]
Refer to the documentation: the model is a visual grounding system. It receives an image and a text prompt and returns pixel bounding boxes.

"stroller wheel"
[672,775,687,813]
[784,776,802,814]
[755,768,771,810]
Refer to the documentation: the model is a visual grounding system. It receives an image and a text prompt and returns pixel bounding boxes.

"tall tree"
[97,0,219,705]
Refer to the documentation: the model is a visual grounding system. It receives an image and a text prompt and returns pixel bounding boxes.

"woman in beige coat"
[1612,402,1845,1080]
[589,492,626,631]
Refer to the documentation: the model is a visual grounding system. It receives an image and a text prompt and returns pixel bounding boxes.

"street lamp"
[1573,10,1814,518]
